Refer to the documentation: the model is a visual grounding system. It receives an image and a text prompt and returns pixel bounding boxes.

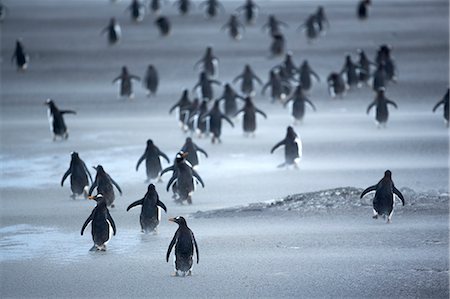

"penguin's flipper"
[109,176,123,195]
[366,101,376,114]
[88,181,98,196]
[61,168,71,186]
[166,231,178,262]
[386,99,398,109]
[232,74,243,84]
[305,98,317,111]
[222,114,234,128]
[159,150,171,164]
[261,82,270,95]
[82,161,93,184]
[393,187,405,206]
[107,210,117,235]
[192,170,205,188]
[311,70,321,82]
[81,213,94,235]
[432,100,445,112]
[60,110,77,115]
[197,146,208,158]
[270,140,285,153]
[256,108,268,119]
[166,175,177,192]
[360,185,377,198]
[191,230,199,264]
[126,199,143,211]
[161,165,175,177]
[136,153,145,171]
[157,199,168,212]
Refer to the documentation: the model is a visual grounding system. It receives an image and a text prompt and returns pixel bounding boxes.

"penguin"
[234,97,267,136]
[298,60,320,92]
[182,98,201,134]
[366,88,398,128]
[166,216,199,276]
[11,40,29,71]
[136,139,170,182]
[143,64,159,97]
[190,100,210,137]
[150,0,163,15]
[327,72,347,98]
[173,0,192,15]
[375,44,397,82]
[169,89,192,131]
[101,17,121,45]
[270,126,302,168]
[155,16,171,36]
[221,14,245,40]
[194,46,219,78]
[360,170,405,224]
[127,184,167,233]
[112,66,141,99]
[262,15,288,37]
[283,84,316,124]
[89,165,122,208]
[313,6,329,33]
[281,52,298,79]
[432,88,449,127]
[44,99,76,141]
[81,194,117,251]
[193,71,221,101]
[232,64,263,96]
[372,62,387,92]
[340,54,361,89]
[299,14,319,43]
[236,0,259,25]
[201,100,234,143]
[216,83,245,117]
[261,70,291,103]
[199,0,225,18]
[127,0,145,22]
[270,33,285,57]
[0,2,6,22]
[61,152,93,199]
[356,49,375,85]
[357,0,371,20]
[180,137,208,168]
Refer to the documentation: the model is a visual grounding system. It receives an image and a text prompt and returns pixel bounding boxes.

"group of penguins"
[6,0,450,277]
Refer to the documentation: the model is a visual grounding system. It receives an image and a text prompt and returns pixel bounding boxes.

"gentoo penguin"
[327,72,347,99]
[101,18,121,45]
[357,49,375,85]
[169,89,192,131]
[136,139,170,182]
[340,55,361,88]
[236,0,260,25]
[150,0,163,15]
[127,184,167,233]
[61,152,93,199]
[360,170,405,224]
[313,6,329,33]
[180,137,208,168]
[44,99,76,141]
[127,0,145,22]
[366,88,398,128]
[234,97,267,136]
[357,0,371,20]
[270,126,302,168]
[233,64,263,96]
[155,16,171,36]
[270,33,285,57]
[143,64,159,97]
[173,0,192,15]
[221,14,245,40]
[194,47,219,78]
[216,83,245,117]
[201,100,234,143]
[298,60,320,92]
[199,0,225,18]
[166,216,199,276]
[112,66,141,99]
[262,15,288,37]
[432,88,449,127]
[283,85,316,124]
[281,52,298,79]
[11,40,29,71]
[190,100,210,137]
[89,165,122,208]
[193,71,221,101]
[375,44,397,82]
[299,14,319,43]
[262,70,291,103]
[81,194,117,251]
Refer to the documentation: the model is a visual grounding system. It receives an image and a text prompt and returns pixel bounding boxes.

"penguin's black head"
[244,64,251,71]
[44,98,54,106]
[213,100,220,109]
[147,183,156,192]
[148,64,154,70]
[186,137,193,143]
[302,60,308,66]
[182,89,189,97]
[122,66,128,73]
[317,6,324,13]
[345,55,351,61]
[110,17,116,24]
[200,72,207,79]
[71,152,79,159]
[175,151,188,163]
[286,126,297,138]
[377,87,385,96]
[169,216,187,226]
[94,165,105,173]
[384,170,392,178]
[244,96,252,105]
[88,193,104,202]
[147,139,154,146]
[206,46,212,54]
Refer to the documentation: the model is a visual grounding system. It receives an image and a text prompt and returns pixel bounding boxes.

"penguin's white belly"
[47,109,54,132]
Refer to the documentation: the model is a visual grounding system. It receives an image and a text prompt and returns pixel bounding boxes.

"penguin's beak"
[181,152,188,158]
[168,218,175,223]
[88,196,95,200]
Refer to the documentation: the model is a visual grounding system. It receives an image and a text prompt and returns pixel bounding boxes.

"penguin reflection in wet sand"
[360,170,405,224]
[366,88,398,128]
[127,184,167,234]
[12,39,29,71]
[155,16,171,36]
[101,18,121,45]
[81,194,117,251]
[44,99,76,141]
[283,85,316,124]
[112,66,141,99]
[432,88,449,127]
[167,216,199,277]
[61,152,92,199]
[202,100,234,143]
[136,139,170,182]
[180,137,208,168]
[271,126,302,168]
[143,64,159,97]
[89,165,122,208]
[234,97,267,137]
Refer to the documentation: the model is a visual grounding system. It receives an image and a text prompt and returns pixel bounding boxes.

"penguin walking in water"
[233,64,263,96]
[11,40,29,71]
[112,66,141,99]
[143,64,159,97]
[167,216,199,276]
[194,47,219,79]
[283,85,316,124]
[173,0,192,15]
[180,137,208,168]
[170,89,193,131]
[216,83,245,117]
[61,152,92,199]
[136,139,170,182]
[89,165,122,208]
[340,54,361,89]
[101,18,121,45]
[270,33,286,57]
[375,44,397,83]
[155,16,171,36]
[298,60,320,93]
[313,6,329,33]
[234,97,267,137]
[432,88,449,127]
[360,170,405,224]
[236,0,259,25]
[367,88,398,128]
[199,0,225,18]
[261,70,291,103]
[327,72,347,99]
[271,126,302,168]
[221,14,245,40]
[298,14,320,43]
[193,71,221,101]
[127,0,145,22]
[357,49,375,85]
[81,194,117,251]
[44,99,76,141]
[262,15,288,37]
[357,0,371,20]
[201,100,234,143]
[127,184,167,234]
